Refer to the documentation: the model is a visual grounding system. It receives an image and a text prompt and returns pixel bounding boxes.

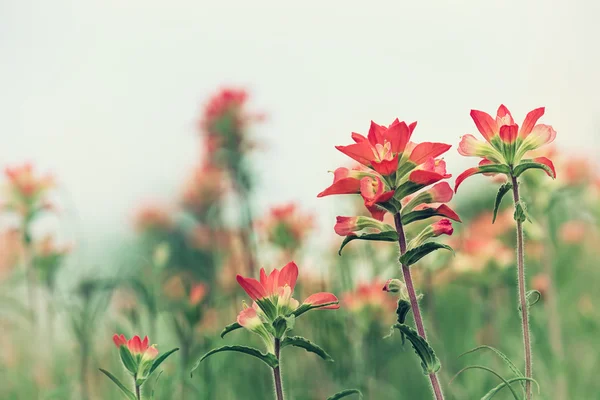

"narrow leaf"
[190,345,278,377]
[118,346,138,375]
[450,365,521,400]
[338,231,398,256]
[459,345,524,385]
[149,348,179,376]
[327,389,362,400]
[395,324,441,374]
[492,182,512,223]
[400,242,453,267]
[483,377,540,400]
[99,369,137,400]
[220,322,242,338]
[281,336,333,362]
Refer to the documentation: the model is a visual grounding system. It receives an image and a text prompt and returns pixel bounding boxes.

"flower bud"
[382,279,403,293]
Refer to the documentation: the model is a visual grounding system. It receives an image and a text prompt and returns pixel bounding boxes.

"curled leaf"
[220,322,242,339]
[392,324,441,374]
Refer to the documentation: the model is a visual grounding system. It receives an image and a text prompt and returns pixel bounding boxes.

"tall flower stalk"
[319,118,460,399]
[456,105,557,399]
[394,213,445,399]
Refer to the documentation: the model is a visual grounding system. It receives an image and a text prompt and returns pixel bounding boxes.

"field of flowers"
[1,88,599,400]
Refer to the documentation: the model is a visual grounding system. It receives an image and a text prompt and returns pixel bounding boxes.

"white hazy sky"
[1,1,599,255]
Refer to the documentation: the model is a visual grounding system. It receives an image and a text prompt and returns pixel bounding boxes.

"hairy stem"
[134,374,141,400]
[510,175,533,399]
[273,338,284,400]
[394,213,445,400]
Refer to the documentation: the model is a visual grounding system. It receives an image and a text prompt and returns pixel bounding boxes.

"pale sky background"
[1,1,599,260]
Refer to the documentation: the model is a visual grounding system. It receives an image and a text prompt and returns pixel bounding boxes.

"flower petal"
[367,120,386,146]
[113,334,127,348]
[335,142,374,166]
[496,104,514,126]
[470,109,498,142]
[303,292,340,309]
[409,142,452,165]
[519,107,545,138]
[386,120,412,154]
[499,124,518,144]
[236,275,267,300]
[409,170,448,186]
[454,167,481,193]
[317,176,361,197]
[278,261,298,291]
[532,157,557,179]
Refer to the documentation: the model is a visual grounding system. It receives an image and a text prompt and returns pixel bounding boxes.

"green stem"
[394,213,445,400]
[273,338,284,400]
[134,374,141,400]
[510,175,533,400]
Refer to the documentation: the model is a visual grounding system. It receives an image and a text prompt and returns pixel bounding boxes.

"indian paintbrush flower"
[195,262,340,400]
[102,334,178,400]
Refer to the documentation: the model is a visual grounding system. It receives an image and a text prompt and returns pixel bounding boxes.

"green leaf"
[395,299,412,325]
[514,202,531,223]
[401,208,456,225]
[513,160,556,179]
[148,348,179,376]
[482,377,540,400]
[492,182,513,223]
[220,322,242,339]
[273,315,295,338]
[326,389,362,400]
[400,243,453,267]
[190,345,278,377]
[338,231,398,255]
[99,368,137,400]
[118,346,138,375]
[450,365,521,400]
[459,345,524,386]
[394,181,426,202]
[394,324,441,374]
[281,336,333,362]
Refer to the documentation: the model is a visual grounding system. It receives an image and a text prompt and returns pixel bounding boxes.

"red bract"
[456,105,557,192]
[113,334,158,361]
[236,261,339,320]
[320,119,455,224]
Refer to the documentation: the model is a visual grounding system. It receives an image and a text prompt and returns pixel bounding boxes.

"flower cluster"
[3,163,54,220]
[319,119,459,256]
[258,203,314,253]
[456,105,557,191]
[236,262,339,349]
[199,88,263,167]
[342,281,397,316]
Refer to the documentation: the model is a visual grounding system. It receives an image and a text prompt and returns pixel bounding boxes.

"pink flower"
[237,307,263,330]
[259,203,314,252]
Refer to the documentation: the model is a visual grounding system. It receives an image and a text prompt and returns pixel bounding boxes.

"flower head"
[456,105,557,192]
[259,203,314,253]
[3,163,54,217]
[236,261,339,321]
